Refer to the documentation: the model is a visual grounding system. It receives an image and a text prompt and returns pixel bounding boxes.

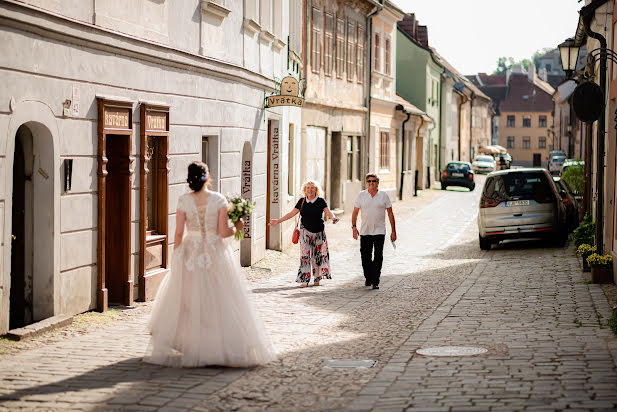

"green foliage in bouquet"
[573,212,595,247]
[226,195,254,240]
[576,244,596,261]
[561,161,583,196]
[586,253,613,269]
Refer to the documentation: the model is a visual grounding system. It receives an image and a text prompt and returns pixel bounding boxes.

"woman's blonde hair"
[300,179,322,198]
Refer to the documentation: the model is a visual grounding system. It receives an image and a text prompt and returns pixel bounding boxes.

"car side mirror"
[559,189,567,197]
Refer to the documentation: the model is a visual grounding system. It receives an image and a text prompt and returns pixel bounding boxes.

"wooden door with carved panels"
[97,99,135,310]
[139,104,170,301]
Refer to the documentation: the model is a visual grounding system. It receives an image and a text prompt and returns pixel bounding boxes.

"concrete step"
[4,314,73,341]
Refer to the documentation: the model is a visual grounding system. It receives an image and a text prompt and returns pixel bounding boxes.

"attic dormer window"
[522,95,529,100]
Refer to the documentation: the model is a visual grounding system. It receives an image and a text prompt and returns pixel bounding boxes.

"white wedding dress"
[143,191,276,368]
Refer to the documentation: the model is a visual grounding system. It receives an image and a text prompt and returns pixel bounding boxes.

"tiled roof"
[500,73,554,112]
[416,25,428,47]
[430,49,490,100]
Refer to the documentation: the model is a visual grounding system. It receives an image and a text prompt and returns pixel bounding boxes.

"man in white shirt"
[351,173,396,290]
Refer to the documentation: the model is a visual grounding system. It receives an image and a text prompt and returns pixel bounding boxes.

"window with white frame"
[347,21,356,82]
[336,18,345,79]
[523,115,531,128]
[357,25,365,84]
[324,13,334,76]
[384,36,391,75]
[311,7,322,73]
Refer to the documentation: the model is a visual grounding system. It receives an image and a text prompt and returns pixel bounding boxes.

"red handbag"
[291,197,305,244]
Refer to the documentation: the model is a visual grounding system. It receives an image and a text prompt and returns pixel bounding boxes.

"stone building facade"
[0,0,302,334]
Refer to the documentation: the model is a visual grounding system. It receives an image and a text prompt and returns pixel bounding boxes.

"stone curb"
[3,315,73,341]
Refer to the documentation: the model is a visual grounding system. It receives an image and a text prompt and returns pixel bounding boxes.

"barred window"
[346,21,356,82]
[311,8,322,73]
[324,13,334,76]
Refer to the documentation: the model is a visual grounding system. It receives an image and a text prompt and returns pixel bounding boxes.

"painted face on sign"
[280,76,299,96]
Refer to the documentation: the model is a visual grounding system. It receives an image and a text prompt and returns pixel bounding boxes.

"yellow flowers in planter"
[586,253,613,268]
[576,244,596,260]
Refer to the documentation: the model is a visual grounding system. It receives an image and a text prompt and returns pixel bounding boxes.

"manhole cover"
[321,359,377,369]
[416,346,487,357]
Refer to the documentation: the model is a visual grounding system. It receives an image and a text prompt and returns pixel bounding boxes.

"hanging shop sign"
[572,81,604,123]
[265,76,305,108]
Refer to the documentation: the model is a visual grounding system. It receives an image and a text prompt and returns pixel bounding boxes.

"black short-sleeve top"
[295,197,328,233]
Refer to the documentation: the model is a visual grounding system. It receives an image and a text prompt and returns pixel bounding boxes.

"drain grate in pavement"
[416,346,487,357]
[321,359,377,369]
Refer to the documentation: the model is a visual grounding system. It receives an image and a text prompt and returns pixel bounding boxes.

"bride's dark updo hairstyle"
[187,161,209,192]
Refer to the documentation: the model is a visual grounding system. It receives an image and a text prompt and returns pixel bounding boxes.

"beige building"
[369,1,430,201]
[302,0,379,214]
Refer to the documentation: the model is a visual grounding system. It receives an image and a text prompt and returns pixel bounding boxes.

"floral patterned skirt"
[297,227,331,283]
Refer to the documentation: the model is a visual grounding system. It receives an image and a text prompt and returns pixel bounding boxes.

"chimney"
[538,67,547,81]
[417,25,428,47]
[528,62,536,83]
[506,68,512,85]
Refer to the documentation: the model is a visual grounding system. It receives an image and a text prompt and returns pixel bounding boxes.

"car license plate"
[452,172,463,177]
[506,200,530,207]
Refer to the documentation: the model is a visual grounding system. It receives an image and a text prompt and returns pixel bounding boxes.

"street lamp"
[558,38,581,79]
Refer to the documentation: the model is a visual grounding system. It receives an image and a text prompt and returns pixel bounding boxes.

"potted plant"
[576,244,596,272]
[586,253,613,283]
[573,213,595,247]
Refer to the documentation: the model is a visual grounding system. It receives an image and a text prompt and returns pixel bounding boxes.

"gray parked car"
[478,168,568,250]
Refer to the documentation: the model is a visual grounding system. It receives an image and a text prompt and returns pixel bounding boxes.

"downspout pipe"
[469,91,475,162]
[365,1,383,176]
[396,104,410,200]
[414,115,425,196]
[583,17,607,254]
[457,92,468,160]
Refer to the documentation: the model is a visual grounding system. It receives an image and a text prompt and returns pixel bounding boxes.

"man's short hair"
[365,173,379,182]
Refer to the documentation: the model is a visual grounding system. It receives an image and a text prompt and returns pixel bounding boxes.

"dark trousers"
[360,235,385,286]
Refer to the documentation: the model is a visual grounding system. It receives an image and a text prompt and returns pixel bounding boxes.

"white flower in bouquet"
[226,194,254,240]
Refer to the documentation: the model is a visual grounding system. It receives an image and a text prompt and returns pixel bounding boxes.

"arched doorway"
[10,123,55,329]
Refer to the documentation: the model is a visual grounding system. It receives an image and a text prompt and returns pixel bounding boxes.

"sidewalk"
[1,186,616,411]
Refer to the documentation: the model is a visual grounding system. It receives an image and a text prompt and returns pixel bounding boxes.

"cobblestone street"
[1,181,617,411]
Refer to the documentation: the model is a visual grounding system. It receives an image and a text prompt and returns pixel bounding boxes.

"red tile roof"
[500,73,554,112]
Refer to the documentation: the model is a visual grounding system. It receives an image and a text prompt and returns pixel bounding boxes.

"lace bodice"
[178,191,228,238]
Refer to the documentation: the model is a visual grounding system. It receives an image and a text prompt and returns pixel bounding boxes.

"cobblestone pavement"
[1,178,616,411]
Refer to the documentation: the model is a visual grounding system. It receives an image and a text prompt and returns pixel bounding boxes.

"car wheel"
[479,235,491,250]
[469,184,475,191]
[441,183,447,190]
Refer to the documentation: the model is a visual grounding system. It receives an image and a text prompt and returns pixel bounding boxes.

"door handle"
[11,234,16,240]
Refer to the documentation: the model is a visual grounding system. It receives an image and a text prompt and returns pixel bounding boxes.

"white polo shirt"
[353,190,392,235]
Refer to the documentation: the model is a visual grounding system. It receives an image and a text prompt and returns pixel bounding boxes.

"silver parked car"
[472,155,496,174]
[478,168,568,250]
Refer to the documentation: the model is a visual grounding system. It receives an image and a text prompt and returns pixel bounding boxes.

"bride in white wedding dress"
[143,162,276,368]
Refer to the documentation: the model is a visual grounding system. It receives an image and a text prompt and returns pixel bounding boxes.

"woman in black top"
[269,180,338,287]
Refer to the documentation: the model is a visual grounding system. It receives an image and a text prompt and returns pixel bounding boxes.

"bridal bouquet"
[226,194,254,240]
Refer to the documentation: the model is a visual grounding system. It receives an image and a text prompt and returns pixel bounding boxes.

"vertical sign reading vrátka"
[146,111,168,131]
[271,127,279,204]
[242,160,251,239]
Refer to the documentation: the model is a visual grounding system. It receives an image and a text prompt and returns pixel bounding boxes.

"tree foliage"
[492,47,554,75]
